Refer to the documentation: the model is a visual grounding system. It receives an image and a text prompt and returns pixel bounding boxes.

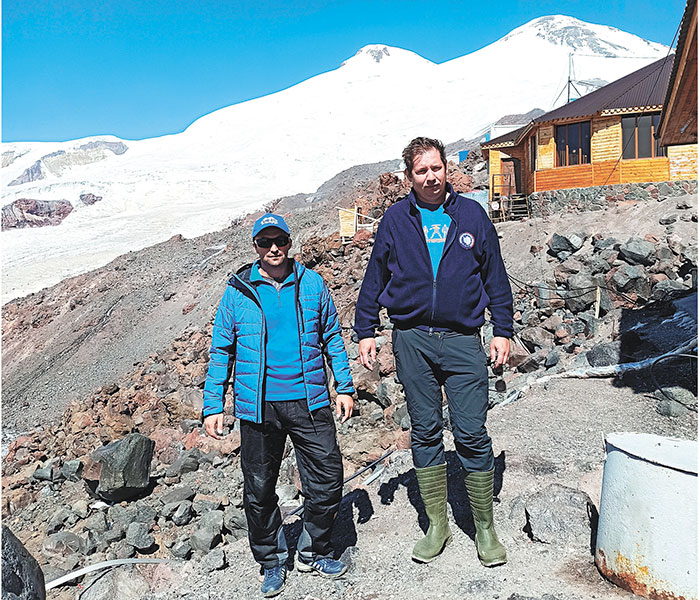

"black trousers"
[392,328,495,473]
[240,399,343,568]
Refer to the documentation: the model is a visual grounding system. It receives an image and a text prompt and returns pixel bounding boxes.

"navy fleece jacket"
[354,184,513,339]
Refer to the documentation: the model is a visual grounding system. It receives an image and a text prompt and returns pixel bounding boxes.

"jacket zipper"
[234,274,267,424]
[292,265,313,420]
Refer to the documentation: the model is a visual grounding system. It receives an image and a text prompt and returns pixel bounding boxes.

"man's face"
[253,226,291,270]
[406,147,447,205]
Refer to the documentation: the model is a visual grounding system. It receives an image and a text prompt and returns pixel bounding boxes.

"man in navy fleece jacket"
[354,137,513,568]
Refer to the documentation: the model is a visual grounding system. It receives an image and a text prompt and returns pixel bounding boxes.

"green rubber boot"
[412,463,452,563]
[464,469,507,567]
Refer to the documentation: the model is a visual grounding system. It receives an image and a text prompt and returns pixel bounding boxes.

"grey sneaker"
[297,557,347,579]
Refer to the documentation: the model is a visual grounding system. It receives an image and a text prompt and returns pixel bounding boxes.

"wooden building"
[658,0,698,147]
[481,54,698,202]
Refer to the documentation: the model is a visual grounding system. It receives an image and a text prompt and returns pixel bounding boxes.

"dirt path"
[70,377,694,600]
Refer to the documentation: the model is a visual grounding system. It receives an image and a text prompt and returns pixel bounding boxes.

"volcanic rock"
[2,525,46,600]
[89,433,155,502]
[619,238,656,266]
[2,198,73,230]
[521,484,595,548]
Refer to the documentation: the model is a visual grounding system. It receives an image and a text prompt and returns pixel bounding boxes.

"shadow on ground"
[377,450,506,540]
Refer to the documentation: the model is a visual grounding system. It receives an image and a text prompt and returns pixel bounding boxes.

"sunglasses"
[254,235,290,248]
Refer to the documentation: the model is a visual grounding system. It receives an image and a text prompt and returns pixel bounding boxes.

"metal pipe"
[46,558,176,591]
[285,448,395,519]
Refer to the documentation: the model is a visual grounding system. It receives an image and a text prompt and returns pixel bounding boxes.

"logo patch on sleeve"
[459,231,475,250]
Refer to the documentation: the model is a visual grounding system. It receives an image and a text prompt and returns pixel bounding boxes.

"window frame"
[621,114,667,160]
[529,135,537,172]
[555,121,591,167]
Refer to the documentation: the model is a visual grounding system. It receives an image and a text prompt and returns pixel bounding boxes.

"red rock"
[183,429,201,451]
[394,430,411,450]
[82,456,102,481]
[182,303,197,315]
[377,344,395,376]
[150,427,185,464]
[219,431,241,455]
[352,228,372,249]
[2,488,35,515]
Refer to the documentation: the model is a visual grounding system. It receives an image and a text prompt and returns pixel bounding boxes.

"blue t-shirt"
[250,265,305,401]
[417,200,451,278]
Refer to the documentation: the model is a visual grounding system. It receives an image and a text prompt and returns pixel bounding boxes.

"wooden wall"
[487,146,534,199]
[620,158,670,183]
[537,125,555,170]
[591,116,621,162]
[592,160,622,186]
[535,164,593,191]
[488,150,503,199]
[487,117,694,200]
[667,144,698,179]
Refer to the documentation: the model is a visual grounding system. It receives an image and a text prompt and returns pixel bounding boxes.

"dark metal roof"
[534,55,675,123]
[481,124,531,149]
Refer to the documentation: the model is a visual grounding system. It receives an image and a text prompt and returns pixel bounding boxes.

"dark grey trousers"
[392,328,494,473]
[240,399,343,568]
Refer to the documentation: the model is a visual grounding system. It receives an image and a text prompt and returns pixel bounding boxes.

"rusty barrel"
[595,432,697,600]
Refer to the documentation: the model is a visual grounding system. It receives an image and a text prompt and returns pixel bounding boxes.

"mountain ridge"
[2,15,669,301]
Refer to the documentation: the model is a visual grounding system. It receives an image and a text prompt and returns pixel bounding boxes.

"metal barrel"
[595,432,698,600]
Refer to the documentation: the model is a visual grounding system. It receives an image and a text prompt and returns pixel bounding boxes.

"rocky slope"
[1,162,697,600]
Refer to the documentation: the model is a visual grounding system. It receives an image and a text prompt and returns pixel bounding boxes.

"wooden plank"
[620,158,670,182]
[668,144,698,179]
[591,117,622,163]
[338,207,357,238]
[593,160,622,185]
[488,150,503,200]
[534,164,593,191]
[537,125,555,170]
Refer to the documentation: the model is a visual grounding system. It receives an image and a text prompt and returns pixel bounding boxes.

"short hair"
[402,137,447,173]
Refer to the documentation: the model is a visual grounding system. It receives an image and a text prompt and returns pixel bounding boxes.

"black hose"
[648,351,698,411]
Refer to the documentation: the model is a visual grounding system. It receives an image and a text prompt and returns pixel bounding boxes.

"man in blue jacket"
[203,214,355,597]
[355,137,512,568]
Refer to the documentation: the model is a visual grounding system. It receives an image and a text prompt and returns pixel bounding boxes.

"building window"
[622,114,666,159]
[530,135,537,172]
[556,121,591,166]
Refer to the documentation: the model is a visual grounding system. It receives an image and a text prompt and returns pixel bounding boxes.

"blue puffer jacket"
[203,260,355,423]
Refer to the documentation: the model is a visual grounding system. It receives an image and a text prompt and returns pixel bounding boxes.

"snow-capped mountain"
[2,15,668,301]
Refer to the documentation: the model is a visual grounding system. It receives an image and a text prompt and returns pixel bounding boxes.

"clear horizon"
[2,0,686,143]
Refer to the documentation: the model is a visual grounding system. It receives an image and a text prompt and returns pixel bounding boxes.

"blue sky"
[2,0,687,142]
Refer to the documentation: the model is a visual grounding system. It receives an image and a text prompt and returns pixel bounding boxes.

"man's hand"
[335,394,354,423]
[490,336,511,368]
[204,413,224,439]
[358,338,376,370]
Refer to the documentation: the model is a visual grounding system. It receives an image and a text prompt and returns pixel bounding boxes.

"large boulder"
[564,273,598,313]
[522,484,595,549]
[78,565,149,600]
[586,342,622,367]
[548,232,586,255]
[651,279,688,300]
[89,433,155,502]
[611,265,651,299]
[1,198,73,230]
[619,238,656,266]
[518,327,555,352]
[2,526,46,600]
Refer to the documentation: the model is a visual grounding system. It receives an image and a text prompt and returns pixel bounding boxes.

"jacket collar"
[230,259,305,289]
[407,183,459,214]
